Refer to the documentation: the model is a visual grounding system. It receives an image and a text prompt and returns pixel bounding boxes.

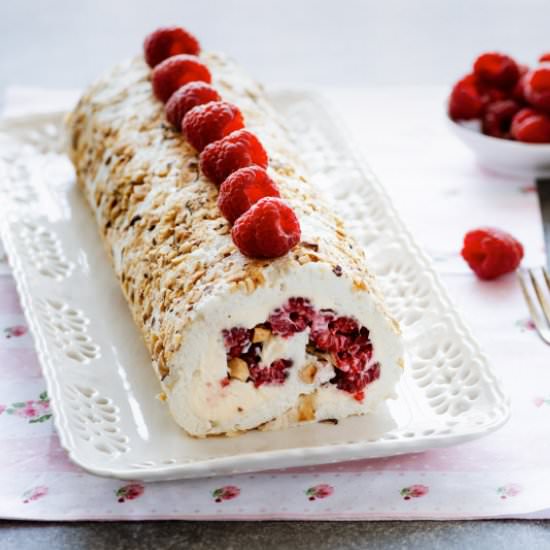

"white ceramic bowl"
[447,116,550,177]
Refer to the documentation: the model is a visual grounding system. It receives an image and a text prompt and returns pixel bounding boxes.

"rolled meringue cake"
[67,52,404,437]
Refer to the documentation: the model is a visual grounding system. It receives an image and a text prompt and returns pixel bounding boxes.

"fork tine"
[518,269,550,345]
[529,268,550,326]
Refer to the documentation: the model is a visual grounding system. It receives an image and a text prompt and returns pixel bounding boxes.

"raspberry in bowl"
[447,51,550,176]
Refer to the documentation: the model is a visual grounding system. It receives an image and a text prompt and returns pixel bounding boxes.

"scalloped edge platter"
[0,90,510,481]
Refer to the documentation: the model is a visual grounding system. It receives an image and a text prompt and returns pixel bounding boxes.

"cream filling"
[164,262,403,436]
[259,333,307,368]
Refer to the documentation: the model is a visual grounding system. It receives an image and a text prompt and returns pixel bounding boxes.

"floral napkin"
[0,87,549,520]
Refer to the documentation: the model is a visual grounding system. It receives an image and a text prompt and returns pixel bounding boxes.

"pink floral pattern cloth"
[0,87,550,520]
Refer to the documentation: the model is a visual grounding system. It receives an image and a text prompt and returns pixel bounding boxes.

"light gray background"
[2,0,550,94]
[1,0,550,547]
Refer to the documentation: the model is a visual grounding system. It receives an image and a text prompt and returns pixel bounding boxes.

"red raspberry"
[144,26,201,68]
[152,54,211,103]
[539,53,550,63]
[524,66,550,113]
[332,363,380,394]
[332,327,374,373]
[473,52,520,89]
[476,85,512,109]
[511,108,550,143]
[200,129,268,184]
[461,227,524,280]
[182,101,245,151]
[231,197,301,259]
[222,327,252,358]
[511,64,530,101]
[353,391,365,402]
[268,297,315,338]
[481,100,521,138]
[448,74,484,121]
[310,311,359,353]
[482,87,510,104]
[218,166,280,224]
[165,82,220,128]
[249,358,292,387]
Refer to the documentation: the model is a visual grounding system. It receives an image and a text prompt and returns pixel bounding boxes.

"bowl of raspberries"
[447,51,550,176]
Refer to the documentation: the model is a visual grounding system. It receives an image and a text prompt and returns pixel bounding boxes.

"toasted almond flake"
[164,274,176,289]
[170,255,186,266]
[229,357,250,381]
[252,326,271,343]
[297,393,315,421]
[153,338,163,355]
[353,279,368,292]
[299,364,317,384]
[158,363,169,379]
[157,226,174,243]
[244,277,255,293]
[173,333,182,350]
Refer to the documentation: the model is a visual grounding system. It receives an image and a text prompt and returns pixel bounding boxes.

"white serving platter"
[0,91,510,481]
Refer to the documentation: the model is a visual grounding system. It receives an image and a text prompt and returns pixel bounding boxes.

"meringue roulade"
[67,51,404,437]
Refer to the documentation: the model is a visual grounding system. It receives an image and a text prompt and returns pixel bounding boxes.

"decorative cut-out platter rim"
[0,90,510,480]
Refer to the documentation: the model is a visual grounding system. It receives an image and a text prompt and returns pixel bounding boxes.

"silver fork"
[518,267,550,344]
[518,178,550,345]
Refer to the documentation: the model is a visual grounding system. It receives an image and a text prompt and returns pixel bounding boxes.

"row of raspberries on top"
[143,26,301,259]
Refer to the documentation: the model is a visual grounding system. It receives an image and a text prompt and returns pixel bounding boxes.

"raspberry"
[539,53,550,63]
[310,311,359,353]
[152,55,211,103]
[482,88,510,104]
[231,197,301,259]
[353,391,365,402]
[165,82,220,128]
[481,100,521,138]
[524,66,550,113]
[332,327,374,373]
[509,64,530,103]
[144,26,201,68]
[477,85,511,109]
[182,101,245,151]
[461,227,524,280]
[249,358,292,387]
[332,363,380,394]
[222,327,252,358]
[199,129,268,184]
[218,166,280,224]
[268,297,315,338]
[329,317,360,337]
[448,74,484,121]
[511,108,550,143]
[473,52,520,89]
